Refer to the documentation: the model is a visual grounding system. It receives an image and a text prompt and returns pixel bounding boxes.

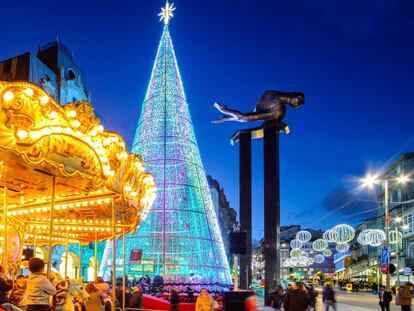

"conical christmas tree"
[100,3,231,285]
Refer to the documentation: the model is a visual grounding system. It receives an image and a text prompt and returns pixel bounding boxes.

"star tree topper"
[158,1,175,25]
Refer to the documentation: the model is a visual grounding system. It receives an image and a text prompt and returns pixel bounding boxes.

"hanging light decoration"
[323,249,332,257]
[331,224,355,243]
[312,239,328,251]
[307,257,315,265]
[290,239,303,250]
[290,249,302,258]
[314,254,325,264]
[336,242,350,253]
[357,229,372,245]
[323,229,337,242]
[296,230,312,243]
[389,231,402,245]
[369,229,386,247]
[301,251,309,258]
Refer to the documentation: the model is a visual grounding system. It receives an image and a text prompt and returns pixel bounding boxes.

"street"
[313,291,400,311]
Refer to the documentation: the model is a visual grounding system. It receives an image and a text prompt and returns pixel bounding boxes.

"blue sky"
[2,0,414,239]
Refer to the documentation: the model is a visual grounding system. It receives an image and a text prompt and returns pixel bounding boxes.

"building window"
[404,214,413,233]
[67,69,76,80]
[397,188,402,203]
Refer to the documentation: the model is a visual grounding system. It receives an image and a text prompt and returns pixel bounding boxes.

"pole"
[396,227,400,287]
[79,244,82,279]
[384,179,390,291]
[122,228,126,311]
[264,125,280,303]
[64,228,69,278]
[94,232,98,280]
[111,198,116,311]
[47,176,56,274]
[233,254,238,291]
[2,186,8,276]
[239,132,252,290]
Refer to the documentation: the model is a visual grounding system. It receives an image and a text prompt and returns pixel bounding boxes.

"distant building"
[207,175,238,265]
[0,41,90,105]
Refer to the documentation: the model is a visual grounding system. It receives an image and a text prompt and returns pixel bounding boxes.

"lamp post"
[362,174,409,291]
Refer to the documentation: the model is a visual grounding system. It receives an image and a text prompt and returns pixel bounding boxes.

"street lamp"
[361,173,410,291]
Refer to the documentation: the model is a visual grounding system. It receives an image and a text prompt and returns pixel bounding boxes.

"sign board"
[130,249,143,264]
[381,247,389,265]
[404,267,412,276]
[346,283,353,292]
[381,264,388,274]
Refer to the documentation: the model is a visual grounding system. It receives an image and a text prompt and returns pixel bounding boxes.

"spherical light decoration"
[336,242,350,253]
[297,256,309,267]
[290,249,302,258]
[290,239,303,250]
[357,229,372,245]
[296,230,312,243]
[307,258,315,265]
[369,229,386,247]
[312,239,328,251]
[323,229,337,242]
[389,231,402,245]
[323,249,332,257]
[301,251,309,258]
[314,254,325,264]
[331,224,355,243]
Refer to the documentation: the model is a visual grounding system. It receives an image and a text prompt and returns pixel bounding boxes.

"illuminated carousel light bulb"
[3,91,14,101]
[30,131,41,139]
[40,95,49,105]
[71,120,80,128]
[66,110,77,118]
[24,88,34,97]
[16,129,28,139]
[96,125,104,132]
[48,111,58,119]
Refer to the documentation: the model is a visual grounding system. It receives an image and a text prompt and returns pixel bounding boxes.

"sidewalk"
[336,302,376,311]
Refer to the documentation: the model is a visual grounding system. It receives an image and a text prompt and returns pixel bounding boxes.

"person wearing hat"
[128,286,142,309]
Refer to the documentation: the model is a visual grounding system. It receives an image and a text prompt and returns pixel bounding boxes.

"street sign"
[404,267,412,276]
[381,247,389,265]
[381,264,388,274]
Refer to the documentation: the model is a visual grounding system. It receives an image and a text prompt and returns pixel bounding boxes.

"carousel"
[0,81,156,310]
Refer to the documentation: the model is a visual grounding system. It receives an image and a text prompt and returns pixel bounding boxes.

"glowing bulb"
[397,175,410,184]
[362,174,378,188]
[16,129,28,139]
[124,185,132,192]
[3,91,14,101]
[66,110,77,118]
[71,120,80,128]
[48,111,58,119]
[96,125,104,132]
[30,131,42,139]
[40,96,49,105]
[24,88,34,97]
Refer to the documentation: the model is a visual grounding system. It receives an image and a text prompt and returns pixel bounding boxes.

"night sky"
[2,1,414,239]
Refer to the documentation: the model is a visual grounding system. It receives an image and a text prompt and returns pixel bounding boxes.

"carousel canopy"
[0,81,156,246]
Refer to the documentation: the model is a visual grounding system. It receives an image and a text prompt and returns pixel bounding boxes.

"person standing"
[379,285,392,311]
[25,258,57,311]
[265,286,283,311]
[322,283,336,311]
[170,288,180,311]
[84,283,105,311]
[129,286,143,309]
[283,282,309,311]
[0,265,13,305]
[195,288,218,311]
[396,283,413,311]
[307,284,317,311]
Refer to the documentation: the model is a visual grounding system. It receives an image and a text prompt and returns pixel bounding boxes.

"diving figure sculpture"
[213,90,304,144]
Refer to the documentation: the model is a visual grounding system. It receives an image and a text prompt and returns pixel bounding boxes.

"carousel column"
[94,232,98,280]
[263,126,280,302]
[78,244,82,279]
[64,228,69,278]
[2,185,7,275]
[239,132,252,290]
[47,176,56,274]
[111,198,116,311]
[122,228,126,311]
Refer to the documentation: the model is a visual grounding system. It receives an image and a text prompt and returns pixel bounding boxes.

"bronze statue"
[213,90,304,144]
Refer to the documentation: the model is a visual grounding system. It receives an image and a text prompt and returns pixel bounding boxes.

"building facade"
[207,175,238,266]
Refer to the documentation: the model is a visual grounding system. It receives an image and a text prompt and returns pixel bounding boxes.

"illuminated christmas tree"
[100,2,231,285]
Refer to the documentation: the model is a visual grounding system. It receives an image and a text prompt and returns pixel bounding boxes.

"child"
[25,258,57,311]
[9,275,27,308]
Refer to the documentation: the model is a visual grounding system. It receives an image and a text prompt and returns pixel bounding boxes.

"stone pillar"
[263,126,280,302]
[239,132,252,290]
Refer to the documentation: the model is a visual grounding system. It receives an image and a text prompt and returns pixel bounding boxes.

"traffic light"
[229,231,247,255]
